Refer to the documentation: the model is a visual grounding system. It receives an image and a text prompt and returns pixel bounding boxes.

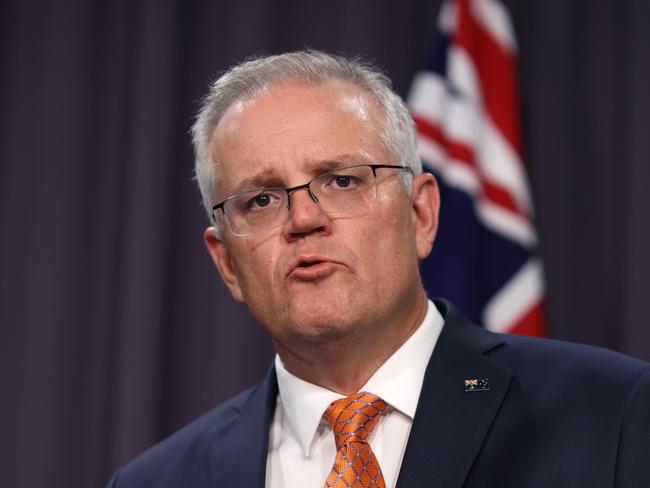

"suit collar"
[206,300,512,488]
[208,367,277,488]
[396,299,513,488]
[274,299,445,457]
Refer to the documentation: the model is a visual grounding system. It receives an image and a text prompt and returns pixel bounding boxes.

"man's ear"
[410,172,440,260]
[204,227,244,302]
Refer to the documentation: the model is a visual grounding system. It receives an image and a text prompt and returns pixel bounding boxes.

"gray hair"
[191,49,422,223]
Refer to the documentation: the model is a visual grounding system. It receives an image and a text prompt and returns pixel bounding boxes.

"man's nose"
[284,187,331,238]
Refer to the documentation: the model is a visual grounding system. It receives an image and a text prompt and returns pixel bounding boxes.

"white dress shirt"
[266,300,444,488]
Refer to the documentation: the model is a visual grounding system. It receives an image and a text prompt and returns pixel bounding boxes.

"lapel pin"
[465,378,490,392]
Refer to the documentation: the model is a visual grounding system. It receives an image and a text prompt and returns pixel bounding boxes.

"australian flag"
[408,0,545,336]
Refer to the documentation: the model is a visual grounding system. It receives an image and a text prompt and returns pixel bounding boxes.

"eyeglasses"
[212,164,412,237]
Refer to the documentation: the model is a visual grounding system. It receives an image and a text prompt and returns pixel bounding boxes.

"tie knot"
[324,392,387,449]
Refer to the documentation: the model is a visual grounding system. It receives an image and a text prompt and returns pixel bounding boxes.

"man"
[108,51,650,487]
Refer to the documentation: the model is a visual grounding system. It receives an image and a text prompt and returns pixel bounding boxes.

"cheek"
[369,207,418,271]
[231,241,280,298]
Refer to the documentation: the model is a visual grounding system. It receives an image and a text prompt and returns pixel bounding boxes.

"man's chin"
[282,301,360,344]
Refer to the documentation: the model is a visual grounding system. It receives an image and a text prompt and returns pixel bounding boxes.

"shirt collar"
[274,299,444,457]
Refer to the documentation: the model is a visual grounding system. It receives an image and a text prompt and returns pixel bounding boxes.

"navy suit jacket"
[108,300,650,487]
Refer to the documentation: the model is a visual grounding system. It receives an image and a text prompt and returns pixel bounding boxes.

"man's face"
[205,81,437,353]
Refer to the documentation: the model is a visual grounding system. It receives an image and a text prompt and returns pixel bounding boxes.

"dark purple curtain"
[1,1,648,487]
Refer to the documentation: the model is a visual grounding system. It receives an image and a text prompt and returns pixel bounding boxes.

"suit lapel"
[209,367,278,488]
[396,301,513,488]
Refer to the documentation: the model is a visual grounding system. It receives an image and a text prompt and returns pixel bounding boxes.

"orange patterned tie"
[323,392,387,488]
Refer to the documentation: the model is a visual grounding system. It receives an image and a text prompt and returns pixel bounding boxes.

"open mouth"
[297,259,325,268]
[288,256,339,280]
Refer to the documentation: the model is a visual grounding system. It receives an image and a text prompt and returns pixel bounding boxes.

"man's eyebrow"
[233,168,285,193]
[231,155,370,194]
[312,155,370,172]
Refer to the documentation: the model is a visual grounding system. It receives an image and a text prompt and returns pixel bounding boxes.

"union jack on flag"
[465,378,490,392]
[408,0,546,336]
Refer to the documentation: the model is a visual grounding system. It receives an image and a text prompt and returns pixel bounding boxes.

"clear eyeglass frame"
[212,163,412,237]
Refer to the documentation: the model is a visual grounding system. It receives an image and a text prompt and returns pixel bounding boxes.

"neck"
[274,289,429,395]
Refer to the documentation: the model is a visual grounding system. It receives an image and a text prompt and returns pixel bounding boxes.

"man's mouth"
[287,255,342,280]
[297,258,325,268]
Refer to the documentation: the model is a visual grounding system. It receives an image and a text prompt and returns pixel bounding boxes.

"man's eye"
[335,175,352,187]
[255,194,271,207]
[328,174,360,189]
[245,192,275,210]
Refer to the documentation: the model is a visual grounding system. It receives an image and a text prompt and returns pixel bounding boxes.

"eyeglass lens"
[224,165,378,236]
